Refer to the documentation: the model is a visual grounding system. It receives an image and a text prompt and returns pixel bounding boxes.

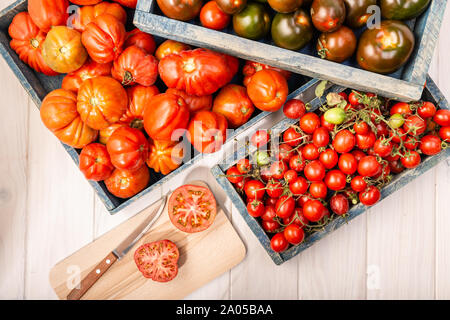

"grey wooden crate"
[211,75,450,265]
[0,0,320,214]
[134,0,447,102]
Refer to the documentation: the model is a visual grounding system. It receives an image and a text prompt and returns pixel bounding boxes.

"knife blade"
[67,194,168,300]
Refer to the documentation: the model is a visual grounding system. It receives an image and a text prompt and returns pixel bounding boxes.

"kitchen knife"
[67,194,168,300]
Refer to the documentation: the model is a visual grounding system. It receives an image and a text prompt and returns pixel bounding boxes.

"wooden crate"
[211,75,450,265]
[134,0,447,102]
[0,0,319,214]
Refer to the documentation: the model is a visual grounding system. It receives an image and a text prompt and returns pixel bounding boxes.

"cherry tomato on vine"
[261,205,277,221]
[439,126,450,142]
[276,195,296,219]
[275,144,294,162]
[284,169,298,184]
[330,194,349,215]
[403,115,426,136]
[289,154,306,172]
[283,99,306,119]
[433,110,450,127]
[320,149,339,169]
[227,166,243,184]
[358,156,381,177]
[300,113,321,134]
[420,135,442,156]
[266,181,284,198]
[390,102,412,116]
[263,220,281,233]
[244,179,265,200]
[400,151,421,169]
[271,232,289,252]
[237,158,252,174]
[338,153,357,175]
[354,121,369,135]
[303,199,326,222]
[312,127,330,148]
[270,160,288,179]
[359,185,381,206]
[417,101,436,119]
[302,143,320,160]
[283,207,308,227]
[251,130,270,148]
[324,169,347,191]
[283,127,304,147]
[333,130,356,153]
[284,224,305,246]
[304,160,326,182]
[373,138,393,158]
[351,176,367,192]
[356,131,376,150]
[289,176,309,196]
[309,181,328,199]
[247,199,265,217]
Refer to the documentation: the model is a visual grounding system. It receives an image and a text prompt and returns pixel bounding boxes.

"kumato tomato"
[156,0,203,21]
[380,0,431,20]
[105,166,150,199]
[200,1,231,30]
[247,69,289,112]
[269,0,303,13]
[215,0,247,14]
[317,26,356,63]
[79,143,114,181]
[311,0,346,33]
[168,185,217,233]
[343,0,376,28]
[134,240,179,282]
[271,9,313,51]
[233,2,271,40]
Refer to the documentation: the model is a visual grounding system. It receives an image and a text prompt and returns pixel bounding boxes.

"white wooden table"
[1,0,450,300]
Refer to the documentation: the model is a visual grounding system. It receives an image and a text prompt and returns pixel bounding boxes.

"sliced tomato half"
[134,240,179,282]
[168,185,217,233]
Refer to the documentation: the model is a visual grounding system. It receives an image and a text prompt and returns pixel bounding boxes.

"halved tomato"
[168,185,217,233]
[134,240,179,282]
[62,59,112,93]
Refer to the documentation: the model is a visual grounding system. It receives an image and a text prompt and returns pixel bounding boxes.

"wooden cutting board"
[49,181,246,300]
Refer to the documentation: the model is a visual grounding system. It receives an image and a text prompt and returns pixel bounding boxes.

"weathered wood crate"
[211,76,450,265]
[0,0,319,214]
[134,0,447,102]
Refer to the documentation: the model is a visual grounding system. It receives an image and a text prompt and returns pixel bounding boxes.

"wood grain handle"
[67,252,118,300]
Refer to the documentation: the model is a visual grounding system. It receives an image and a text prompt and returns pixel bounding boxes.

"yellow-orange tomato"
[105,166,150,199]
[247,69,289,112]
[42,26,88,73]
[77,76,128,130]
[155,40,191,60]
[40,89,98,148]
[146,140,185,175]
[62,59,112,93]
[71,2,127,32]
[99,123,127,145]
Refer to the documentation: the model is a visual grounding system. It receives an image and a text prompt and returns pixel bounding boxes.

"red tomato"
[144,93,190,141]
[417,101,436,119]
[106,127,149,172]
[261,205,277,221]
[338,153,357,175]
[321,114,335,131]
[389,159,405,174]
[155,40,191,60]
[320,148,339,169]
[266,181,283,198]
[302,143,320,160]
[168,184,217,233]
[247,199,265,218]
[420,135,442,156]
[243,60,291,86]
[200,1,231,30]
[330,194,349,215]
[159,48,237,96]
[390,102,412,116]
[404,136,418,150]
[247,69,289,112]
[284,169,298,184]
[303,199,326,222]
[251,130,270,148]
[439,126,450,142]
[359,185,381,206]
[226,166,243,184]
[304,160,326,182]
[112,45,159,87]
[375,122,389,138]
[351,176,367,192]
[112,0,137,8]
[389,128,407,144]
[433,110,450,127]
[62,59,112,93]
[289,177,309,196]
[300,113,321,134]
[81,14,126,64]
[79,143,114,181]
[283,99,307,119]
[188,111,228,153]
[351,150,366,163]
[401,151,421,169]
[358,156,381,177]
[244,179,265,200]
[312,127,330,148]
[283,127,304,147]
[276,195,296,219]
[270,161,288,179]
[28,0,68,32]
[263,220,281,233]
[8,12,58,76]
[212,84,255,128]
[284,224,305,246]
[275,144,294,162]
[373,138,393,158]
[121,85,160,130]
[356,131,376,150]
[348,91,360,106]
[283,207,309,227]
[270,233,289,252]
[166,88,212,115]
[324,170,347,191]
[333,130,356,153]
[309,181,328,199]
[353,121,369,135]
[236,158,252,174]
[134,240,179,282]
[105,166,150,199]
[289,154,306,172]
[403,115,426,136]
[124,28,156,54]
[72,2,127,33]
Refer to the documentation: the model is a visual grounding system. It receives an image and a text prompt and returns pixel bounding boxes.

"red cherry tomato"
[275,144,294,162]
[251,130,270,148]
[304,160,326,182]
[300,113,321,134]
[262,220,281,233]
[400,151,421,169]
[351,149,366,163]
[433,110,450,127]
[373,138,393,158]
[319,149,339,169]
[283,207,309,227]
[420,135,442,156]
[270,160,288,179]
[289,154,306,172]
[303,199,326,222]
[358,156,381,177]
[312,127,330,148]
[284,224,305,246]
[284,169,298,183]
[227,166,243,184]
[200,1,231,30]
[309,181,328,199]
[417,101,436,119]
[244,179,265,200]
[333,130,356,153]
[356,131,376,150]
[321,114,335,131]
[236,158,252,174]
[266,181,284,198]
[283,127,304,147]
[283,99,306,119]
[351,176,367,192]
[261,205,277,221]
[439,126,450,142]
[324,169,347,191]
[353,121,369,135]
[289,176,309,196]
[359,185,381,206]
[403,115,426,136]
[247,199,265,217]
[390,102,412,116]
[271,232,289,252]
[330,194,349,215]
[275,195,296,219]
[338,153,357,175]
[302,143,320,160]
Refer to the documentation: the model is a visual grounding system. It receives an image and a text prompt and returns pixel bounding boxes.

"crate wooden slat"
[211,75,450,265]
[134,0,447,102]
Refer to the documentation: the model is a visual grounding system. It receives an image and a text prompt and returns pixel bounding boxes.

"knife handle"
[67,252,118,300]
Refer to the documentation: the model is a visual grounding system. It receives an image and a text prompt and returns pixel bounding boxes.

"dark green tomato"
[381,0,431,20]
[254,0,268,2]
[215,0,247,15]
[344,0,377,28]
[156,0,204,21]
[357,20,415,74]
[268,0,303,13]
[317,26,356,62]
[311,0,346,33]
[272,9,313,50]
[303,0,313,7]
[233,3,271,40]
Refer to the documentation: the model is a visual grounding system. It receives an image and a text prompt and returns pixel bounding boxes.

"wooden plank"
[0,54,29,299]
[49,181,246,300]
[25,105,95,299]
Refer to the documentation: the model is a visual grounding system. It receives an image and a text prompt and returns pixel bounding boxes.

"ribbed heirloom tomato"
[112,45,159,86]
[146,140,184,175]
[105,165,150,199]
[79,143,114,181]
[247,69,289,112]
[122,85,160,130]
[159,49,238,96]
[8,12,58,76]
[155,40,191,60]
[62,59,112,93]
[112,0,138,8]
[107,127,149,172]
[124,29,156,54]
[40,89,98,149]
[166,88,212,115]
[243,60,291,87]
[77,76,128,130]
[28,0,69,32]
[187,111,228,153]
[81,14,126,64]
[144,93,190,141]
[72,2,127,32]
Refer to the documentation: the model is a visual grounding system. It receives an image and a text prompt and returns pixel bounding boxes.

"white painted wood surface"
[0,0,449,300]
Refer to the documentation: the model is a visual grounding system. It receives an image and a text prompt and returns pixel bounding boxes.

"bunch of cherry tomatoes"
[8,0,295,200]
[155,0,431,74]
[226,89,450,253]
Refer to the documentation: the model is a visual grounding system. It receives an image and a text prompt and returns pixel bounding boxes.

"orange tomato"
[247,69,289,112]
[212,84,254,128]
[28,0,69,32]
[146,140,185,175]
[99,123,127,145]
[155,40,191,60]
[166,88,212,114]
[62,59,112,93]
[105,166,150,199]
[187,111,228,153]
[72,2,127,32]
[77,76,128,130]
[122,85,160,130]
[124,29,156,54]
